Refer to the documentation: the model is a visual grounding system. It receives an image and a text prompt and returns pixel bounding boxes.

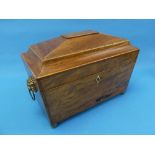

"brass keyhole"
[96,75,101,84]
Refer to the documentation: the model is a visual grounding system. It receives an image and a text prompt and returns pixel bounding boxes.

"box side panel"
[21,59,51,119]
[39,50,139,126]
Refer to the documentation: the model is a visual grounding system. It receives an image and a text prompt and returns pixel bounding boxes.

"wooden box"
[21,30,139,127]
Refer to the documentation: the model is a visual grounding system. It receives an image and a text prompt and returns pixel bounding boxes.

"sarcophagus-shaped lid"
[21,30,138,79]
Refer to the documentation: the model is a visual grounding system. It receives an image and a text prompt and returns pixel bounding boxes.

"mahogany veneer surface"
[21,30,139,127]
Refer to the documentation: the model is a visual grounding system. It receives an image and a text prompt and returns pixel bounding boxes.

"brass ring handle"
[27,77,37,101]
[28,88,36,100]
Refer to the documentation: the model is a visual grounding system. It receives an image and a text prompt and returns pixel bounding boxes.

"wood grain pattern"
[21,30,139,127]
[39,51,138,126]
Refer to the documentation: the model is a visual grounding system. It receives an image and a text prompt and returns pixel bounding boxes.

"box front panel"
[40,51,138,125]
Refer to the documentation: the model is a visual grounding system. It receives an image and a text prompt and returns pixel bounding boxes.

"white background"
[0,0,155,154]
[0,0,155,18]
[0,136,155,155]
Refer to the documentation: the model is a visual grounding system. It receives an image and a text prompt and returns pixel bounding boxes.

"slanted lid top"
[21,30,137,78]
[29,30,128,63]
